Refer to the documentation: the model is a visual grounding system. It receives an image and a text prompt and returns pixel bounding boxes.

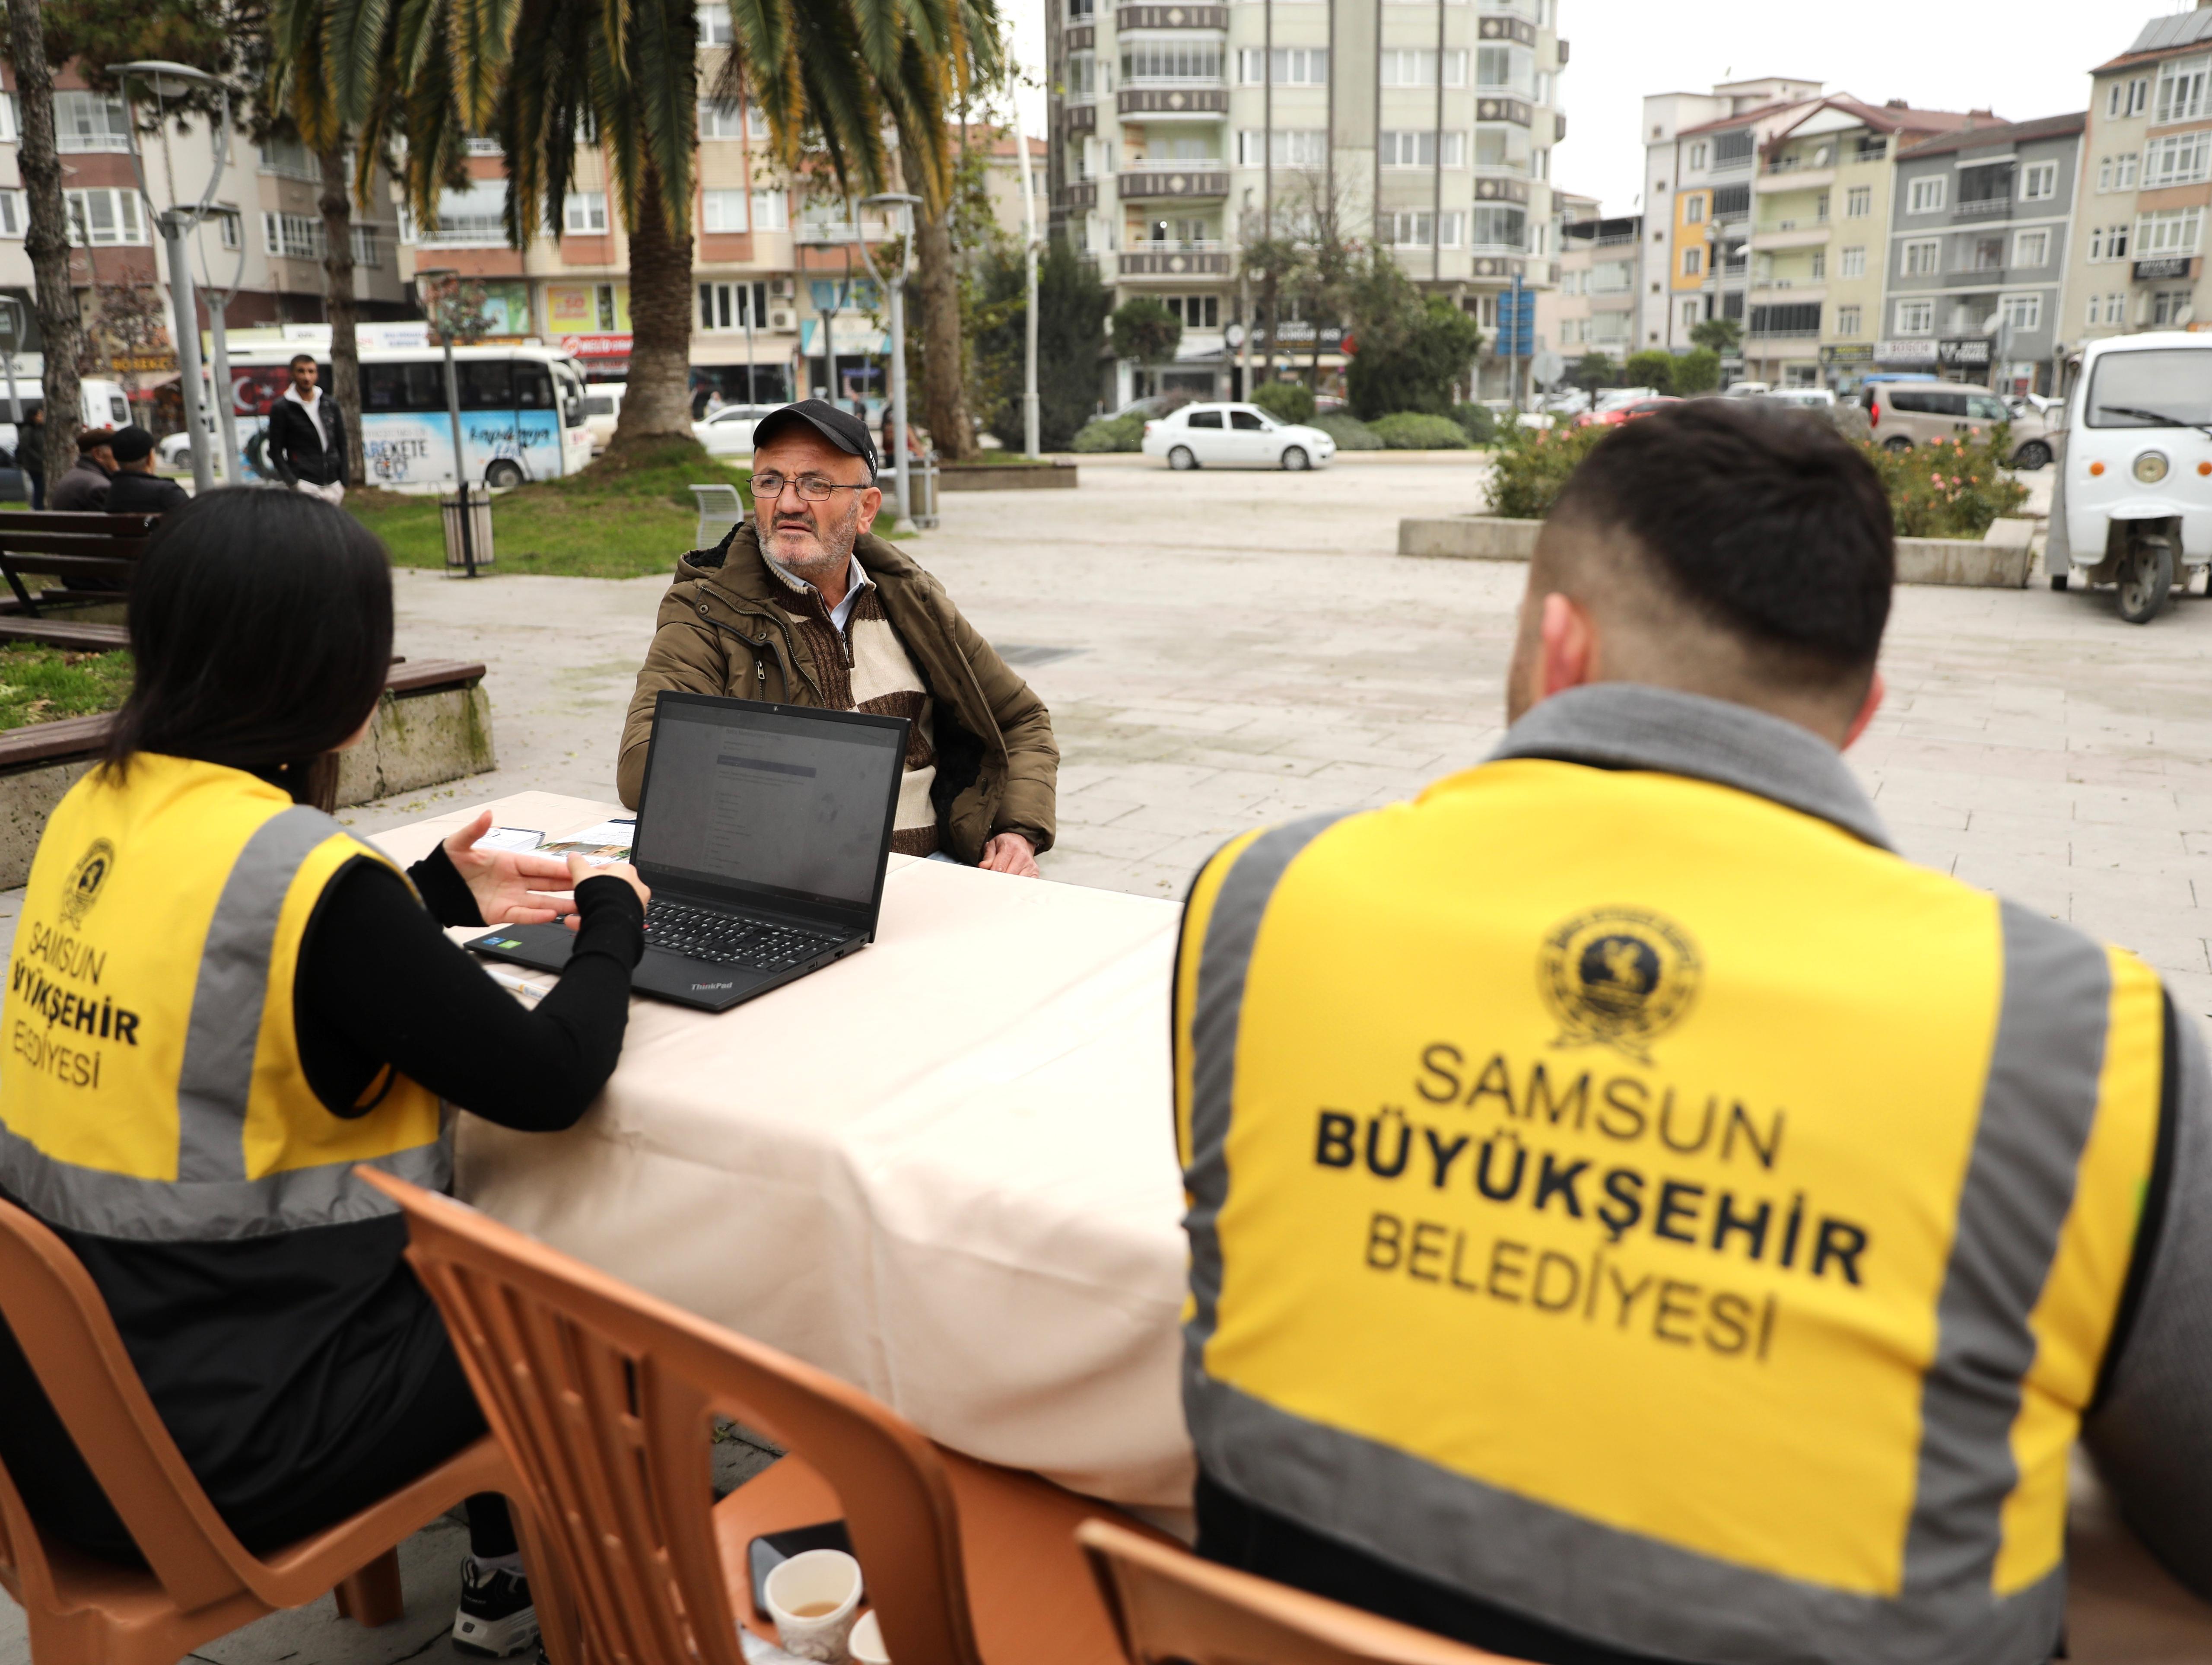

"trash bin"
[442,484,494,576]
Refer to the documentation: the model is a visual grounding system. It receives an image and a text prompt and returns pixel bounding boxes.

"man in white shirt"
[266,354,347,505]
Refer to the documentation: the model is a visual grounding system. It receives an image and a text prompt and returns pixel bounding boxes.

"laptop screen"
[634,697,907,911]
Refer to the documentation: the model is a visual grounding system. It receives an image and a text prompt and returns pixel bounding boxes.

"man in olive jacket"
[617,401,1056,872]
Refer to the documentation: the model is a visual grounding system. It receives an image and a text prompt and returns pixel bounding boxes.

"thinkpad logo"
[692,982,734,991]
[1539,907,1702,1065]
[60,839,117,927]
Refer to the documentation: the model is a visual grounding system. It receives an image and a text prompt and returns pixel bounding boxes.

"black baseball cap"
[108,425,156,464]
[751,398,878,482]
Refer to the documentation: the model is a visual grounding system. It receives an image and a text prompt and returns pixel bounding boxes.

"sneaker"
[451,1560,540,1657]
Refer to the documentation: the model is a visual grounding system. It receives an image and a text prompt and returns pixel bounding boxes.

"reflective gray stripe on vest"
[0,1122,450,1242]
[1183,856,2115,1664]
[0,804,452,1242]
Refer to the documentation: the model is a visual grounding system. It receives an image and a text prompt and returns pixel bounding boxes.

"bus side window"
[514,363,554,409]
[460,361,515,411]
[401,363,445,412]
[364,364,404,411]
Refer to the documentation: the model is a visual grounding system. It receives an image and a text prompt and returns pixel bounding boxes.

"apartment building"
[0,67,411,420]
[1046,0,1569,404]
[1885,114,2083,395]
[1535,185,1594,354]
[2065,6,2212,352]
[1544,197,1641,365]
[1742,98,1991,391]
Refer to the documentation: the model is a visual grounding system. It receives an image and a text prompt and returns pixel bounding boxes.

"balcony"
[1475,96,1533,128]
[1955,197,2012,220]
[1119,162,1228,200]
[1065,99,1096,136]
[1064,179,1099,211]
[1116,3,1227,26]
[1065,23,1093,48]
[1750,220,1830,251]
[1118,85,1227,117]
[1477,13,1536,45]
[1755,165,1833,194]
[1473,175,1530,205]
[1747,326,1821,340]
[1120,242,1230,277]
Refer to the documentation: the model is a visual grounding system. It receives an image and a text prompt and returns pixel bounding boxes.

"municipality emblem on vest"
[1539,908,1702,1063]
[60,838,116,926]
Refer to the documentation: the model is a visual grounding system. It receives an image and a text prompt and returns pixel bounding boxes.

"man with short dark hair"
[1174,401,2212,1664]
[265,353,346,504]
[617,398,1056,873]
[50,428,114,511]
[103,426,189,514]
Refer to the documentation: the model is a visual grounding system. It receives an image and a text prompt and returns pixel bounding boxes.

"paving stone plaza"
[6,452,2211,1661]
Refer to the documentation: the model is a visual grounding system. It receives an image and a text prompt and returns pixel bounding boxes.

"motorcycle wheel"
[2117,535,2177,625]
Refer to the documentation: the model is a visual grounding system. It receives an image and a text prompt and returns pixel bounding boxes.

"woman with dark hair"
[0,488,647,1655]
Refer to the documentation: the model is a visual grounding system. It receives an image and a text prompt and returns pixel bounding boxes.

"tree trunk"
[913,198,975,461]
[608,155,696,450]
[7,2,79,488]
[316,142,364,487]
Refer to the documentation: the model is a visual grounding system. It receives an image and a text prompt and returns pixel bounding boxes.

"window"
[2097,156,2113,192]
[1902,238,1940,275]
[1810,250,1825,279]
[1237,47,1324,85]
[1164,295,1220,328]
[1713,129,1754,166]
[1894,299,1934,336]
[260,210,323,259]
[563,191,607,234]
[750,189,788,231]
[1840,245,1866,278]
[1712,183,1749,219]
[1678,299,1700,331]
[698,280,766,331]
[2012,228,2049,267]
[2020,159,2057,201]
[2089,292,2108,326]
[1681,245,1702,276]
[1837,304,1861,336]
[1068,51,1096,96]
[2138,206,2204,257]
[1688,141,1708,170]
[1533,146,1549,179]
[1907,175,1946,213]
[2107,76,2148,118]
[1381,49,1437,87]
[1378,131,1462,167]
[696,2,734,44]
[1748,302,1819,337]
[1123,41,1221,82]
[1999,293,2042,332]
[215,207,241,249]
[2156,54,2209,125]
[0,93,17,144]
[1237,129,1327,167]
[53,92,130,153]
[1067,0,1093,15]
[350,223,380,267]
[699,100,756,138]
[2154,288,2194,327]
[2144,130,2212,187]
[2117,152,2139,189]
[1469,204,1524,249]
[2108,222,2130,260]
[1958,163,2012,207]
[1972,236,2004,272]
[1682,193,1704,225]
[1385,210,1433,248]
[65,188,144,246]
[0,191,24,237]
[412,181,506,245]
[1438,211,1465,247]
[700,189,748,232]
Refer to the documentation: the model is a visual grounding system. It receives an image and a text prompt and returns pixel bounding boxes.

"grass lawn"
[0,643,132,730]
[348,441,754,581]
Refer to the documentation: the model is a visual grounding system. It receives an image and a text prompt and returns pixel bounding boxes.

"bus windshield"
[2085,349,2212,429]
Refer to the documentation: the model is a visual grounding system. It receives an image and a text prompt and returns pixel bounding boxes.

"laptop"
[464,692,909,1012]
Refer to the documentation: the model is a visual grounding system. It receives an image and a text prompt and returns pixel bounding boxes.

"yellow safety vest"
[1174,706,2168,1665]
[0,755,447,1243]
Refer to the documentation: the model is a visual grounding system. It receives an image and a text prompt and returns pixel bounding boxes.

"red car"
[1573,396,1684,429]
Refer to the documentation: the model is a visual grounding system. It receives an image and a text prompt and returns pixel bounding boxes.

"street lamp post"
[198,216,247,481]
[111,60,228,495]
[1011,102,1042,458]
[415,267,478,576]
[854,192,921,528]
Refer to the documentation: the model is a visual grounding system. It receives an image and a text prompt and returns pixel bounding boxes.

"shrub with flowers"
[1484,421,1614,519]
[1860,430,2029,539]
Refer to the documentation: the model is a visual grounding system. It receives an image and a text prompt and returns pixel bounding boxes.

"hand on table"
[978,832,1041,878]
[563,856,651,931]
[443,810,585,925]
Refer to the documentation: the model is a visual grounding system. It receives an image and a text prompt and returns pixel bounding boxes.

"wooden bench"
[0,510,164,620]
[0,617,129,652]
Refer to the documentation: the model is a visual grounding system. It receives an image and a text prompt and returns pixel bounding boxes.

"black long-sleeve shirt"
[0,844,643,1558]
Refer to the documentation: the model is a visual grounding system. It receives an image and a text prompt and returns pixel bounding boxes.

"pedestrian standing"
[265,353,348,506]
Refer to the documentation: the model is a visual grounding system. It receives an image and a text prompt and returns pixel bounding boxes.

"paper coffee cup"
[764,1549,863,1663]
[849,1611,890,1665]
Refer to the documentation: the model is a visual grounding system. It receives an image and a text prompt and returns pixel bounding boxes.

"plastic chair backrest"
[359,1170,986,1665]
[690,484,744,549]
[0,1195,269,1610]
[1077,1520,1518,1665]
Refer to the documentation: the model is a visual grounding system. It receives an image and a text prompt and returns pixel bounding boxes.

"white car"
[693,403,780,456]
[1141,402,1336,471]
[1761,388,1838,410]
[582,382,625,452]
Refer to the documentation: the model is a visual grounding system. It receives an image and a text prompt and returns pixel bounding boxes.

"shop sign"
[559,333,633,360]
[1875,339,1938,364]
[1937,337,1992,369]
[1818,344,1875,365]
[2133,255,2194,282]
[1225,321,1346,350]
[109,352,177,374]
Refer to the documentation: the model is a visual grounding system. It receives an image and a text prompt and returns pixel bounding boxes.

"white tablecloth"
[376,793,2212,1652]
[372,792,1196,1509]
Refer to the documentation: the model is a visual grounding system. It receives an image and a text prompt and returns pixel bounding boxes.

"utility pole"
[1013,102,1042,458]
[856,192,920,524]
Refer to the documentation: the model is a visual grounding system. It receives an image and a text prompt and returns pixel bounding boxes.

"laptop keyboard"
[643,901,842,972]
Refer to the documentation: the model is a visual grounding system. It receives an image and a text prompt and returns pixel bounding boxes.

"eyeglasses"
[752,471,871,503]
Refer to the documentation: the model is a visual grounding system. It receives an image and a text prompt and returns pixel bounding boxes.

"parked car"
[1762,388,1837,410]
[1141,401,1337,470]
[1724,381,1771,398]
[1866,382,2053,467]
[693,403,780,457]
[1592,387,1661,413]
[582,382,626,452]
[1574,396,1682,429]
[1540,388,1593,415]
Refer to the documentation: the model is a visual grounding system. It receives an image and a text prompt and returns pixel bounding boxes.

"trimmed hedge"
[1314,413,1382,451]
[1370,412,1472,450]
[1251,381,1317,424]
[1071,413,1145,452]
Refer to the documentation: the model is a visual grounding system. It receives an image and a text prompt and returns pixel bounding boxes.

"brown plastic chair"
[0,1191,521,1665]
[1078,1519,1527,1665]
[362,1167,1179,1665]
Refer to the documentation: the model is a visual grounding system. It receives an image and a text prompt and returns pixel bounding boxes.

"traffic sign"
[1495,283,1536,359]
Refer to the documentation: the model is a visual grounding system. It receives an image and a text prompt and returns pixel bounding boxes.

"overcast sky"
[1004,0,2190,216]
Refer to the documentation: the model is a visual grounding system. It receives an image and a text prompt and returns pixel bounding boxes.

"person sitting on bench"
[102,427,189,514]
[50,428,114,511]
